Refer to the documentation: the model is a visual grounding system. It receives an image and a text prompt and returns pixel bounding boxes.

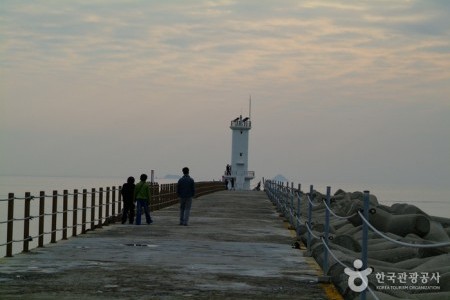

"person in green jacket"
[134,174,153,225]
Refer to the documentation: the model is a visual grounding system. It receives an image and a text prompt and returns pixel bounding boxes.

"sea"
[0,175,179,256]
[308,181,449,219]
[0,175,449,256]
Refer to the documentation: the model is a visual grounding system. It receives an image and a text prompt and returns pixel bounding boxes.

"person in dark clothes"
[177,167,195,226]
[121,176,135,224]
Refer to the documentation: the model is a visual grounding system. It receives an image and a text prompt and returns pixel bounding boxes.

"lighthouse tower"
[224,113,255,190]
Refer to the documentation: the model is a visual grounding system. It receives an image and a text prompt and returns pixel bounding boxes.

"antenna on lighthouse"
[249,95,252,120]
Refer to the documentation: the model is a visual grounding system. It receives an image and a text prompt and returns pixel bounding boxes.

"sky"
[1,0,449,188]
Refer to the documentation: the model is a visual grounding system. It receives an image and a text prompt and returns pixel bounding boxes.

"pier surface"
[0,191,334,299]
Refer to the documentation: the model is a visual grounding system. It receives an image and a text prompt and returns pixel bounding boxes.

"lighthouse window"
[240,130,243,134]
[240,153,243,157]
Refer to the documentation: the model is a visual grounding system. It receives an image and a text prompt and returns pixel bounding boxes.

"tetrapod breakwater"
[264,180,450,300]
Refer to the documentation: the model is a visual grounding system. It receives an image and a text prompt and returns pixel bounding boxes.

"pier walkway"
[0,191,337,299]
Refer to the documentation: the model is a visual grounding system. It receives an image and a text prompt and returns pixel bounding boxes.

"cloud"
[3,0,449,94]
[1,1,449,186]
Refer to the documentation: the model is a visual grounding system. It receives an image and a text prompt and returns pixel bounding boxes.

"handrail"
[263,179,448,300]
[0,180,225,257]
[322,199,358,219]
[357,211,450,248]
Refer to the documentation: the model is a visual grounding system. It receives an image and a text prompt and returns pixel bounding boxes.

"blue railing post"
[323,186,331,275]
[307,185,313,255]
[275,182,279,209]
[274,181,277,203]
[361,190,370,300]
[290,182,294,227]
[281,182,288,218]
[297,183,301,235]
[281,182,286,217]
[269,181,272,200]
[287,183,290,224]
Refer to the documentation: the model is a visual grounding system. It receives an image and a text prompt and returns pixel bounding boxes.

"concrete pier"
[0,191,337,299]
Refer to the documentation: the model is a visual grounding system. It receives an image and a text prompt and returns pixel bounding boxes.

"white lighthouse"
[224,110,255,190]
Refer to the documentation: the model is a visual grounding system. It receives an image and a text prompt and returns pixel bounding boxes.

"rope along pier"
[0,181,225,257]
[264,179,450,300]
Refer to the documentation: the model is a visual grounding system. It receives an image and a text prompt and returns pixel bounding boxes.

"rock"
[414,292,450,300]
[362,241,398,252]
[423,220,450,242]
[393,256,436,270]
[412,253,450,274]
[334,223,356,234]
[267,183,450,300]
[332,234,362,252]
[430,216,450,228]
[391,203,428,215]
[350,192,379,206]
[367,247,420,263]
[350,207,431,237]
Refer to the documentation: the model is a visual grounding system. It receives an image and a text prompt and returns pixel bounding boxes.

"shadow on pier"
[0,191,338,299]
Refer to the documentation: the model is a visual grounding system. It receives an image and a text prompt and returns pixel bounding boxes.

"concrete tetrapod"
[296,190,450,300]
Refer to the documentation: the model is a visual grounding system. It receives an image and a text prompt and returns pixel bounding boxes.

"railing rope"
[1,180,225,257]
[264,179,448,300]
[322,199,358,219]
[358,211,450,248]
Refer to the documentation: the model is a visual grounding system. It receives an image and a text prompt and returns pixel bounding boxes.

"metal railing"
[0,181,225,257]
[230,119,251,128]
[264,179,450,300]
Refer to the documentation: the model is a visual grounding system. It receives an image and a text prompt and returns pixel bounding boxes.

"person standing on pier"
[121,176,136,224]
[177,167,195,226]
[134,174,153,225]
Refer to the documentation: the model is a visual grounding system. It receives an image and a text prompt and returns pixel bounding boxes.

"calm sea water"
[308,181,449,219]
[0,175,449,256]
[1,175,448,217]
[0,175,178,256]
[0,175,180,197]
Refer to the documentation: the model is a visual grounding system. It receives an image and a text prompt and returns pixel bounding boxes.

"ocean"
[0,175,179,256]
[308,181,449,219]
[0,175,180,198]
[0,175,449,256]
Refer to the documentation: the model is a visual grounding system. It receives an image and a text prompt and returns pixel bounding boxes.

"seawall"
[264,180,450,300]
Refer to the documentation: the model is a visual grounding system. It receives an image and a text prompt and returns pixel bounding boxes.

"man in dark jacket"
[177,167,195,226]
[121,176,135,224]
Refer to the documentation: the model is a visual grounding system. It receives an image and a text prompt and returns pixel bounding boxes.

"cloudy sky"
[1,0,449,188]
